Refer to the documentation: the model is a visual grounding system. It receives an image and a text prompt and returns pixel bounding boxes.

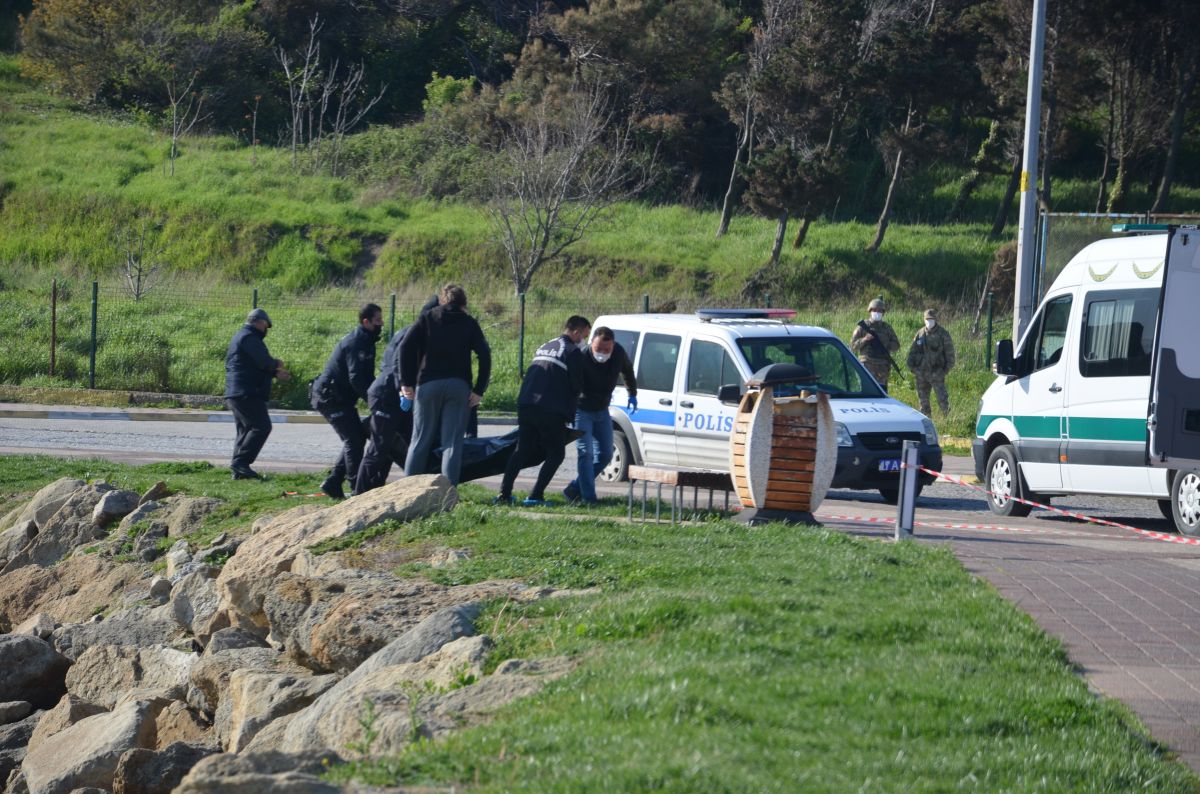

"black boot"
[320,474,346,500]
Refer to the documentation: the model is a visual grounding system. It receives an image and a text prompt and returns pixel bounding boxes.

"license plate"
[877,459,901,472]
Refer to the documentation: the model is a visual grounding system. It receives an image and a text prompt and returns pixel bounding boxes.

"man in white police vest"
[496,315,590,506]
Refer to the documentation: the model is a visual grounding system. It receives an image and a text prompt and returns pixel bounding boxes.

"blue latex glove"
[400,395,413,412]
[626,395,638,413]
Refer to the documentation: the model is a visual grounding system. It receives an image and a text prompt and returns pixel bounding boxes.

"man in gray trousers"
[398,284,491,484]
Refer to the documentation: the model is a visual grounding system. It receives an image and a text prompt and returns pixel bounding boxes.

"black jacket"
[518,334,585,420]
[312,325,379,409]
[224,324,277,400]
[399,304,491,394]
[367,296,439,409]
[578,343,637,411]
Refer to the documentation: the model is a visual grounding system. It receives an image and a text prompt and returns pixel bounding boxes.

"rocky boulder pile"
[0,474,580,793]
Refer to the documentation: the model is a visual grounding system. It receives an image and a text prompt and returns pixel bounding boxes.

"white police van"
[974,227,1200,535]
[592,310,941,502]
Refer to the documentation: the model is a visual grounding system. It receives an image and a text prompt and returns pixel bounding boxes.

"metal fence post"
[643,294,650,313]
[765,293,772,308]
[985,291,995,370]
[518,292,527,377]
[89,281,98,389]
[389,293,396,340]
[252,288,258,310]
[50,279,58,378]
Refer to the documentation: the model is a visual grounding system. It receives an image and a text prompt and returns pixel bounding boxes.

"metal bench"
[626,465,736,524]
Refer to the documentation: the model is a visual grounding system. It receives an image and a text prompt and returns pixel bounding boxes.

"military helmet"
[868,297,886,312]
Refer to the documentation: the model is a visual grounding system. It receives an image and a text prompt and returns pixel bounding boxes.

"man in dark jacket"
[400,284,491,485]
[563,326,637,504]
[355,295,439,494]
[496,315,591,506]
[224,308,291,479]
[312,304,383,499]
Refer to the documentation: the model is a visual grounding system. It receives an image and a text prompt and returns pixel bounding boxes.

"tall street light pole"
[1014,0,1047,342]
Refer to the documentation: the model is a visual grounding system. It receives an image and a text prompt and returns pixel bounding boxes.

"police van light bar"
[696,308,797,322]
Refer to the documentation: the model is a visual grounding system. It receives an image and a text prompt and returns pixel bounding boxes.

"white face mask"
[593,351,611,363]
[869,311,883,322]
[925,319,936,330]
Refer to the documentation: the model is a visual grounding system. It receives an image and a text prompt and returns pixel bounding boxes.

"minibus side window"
[1080,288,1157,378]
[1035,296,1072,370]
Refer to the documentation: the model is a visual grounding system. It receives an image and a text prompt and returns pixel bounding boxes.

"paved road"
[2,405,1199,773]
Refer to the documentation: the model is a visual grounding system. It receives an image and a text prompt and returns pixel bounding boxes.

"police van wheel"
[985,445,1032,518]
[599,429,630,483]
[1169,471,1200,537]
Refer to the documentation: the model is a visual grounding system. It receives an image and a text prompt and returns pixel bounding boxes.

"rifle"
[856,320,906,382]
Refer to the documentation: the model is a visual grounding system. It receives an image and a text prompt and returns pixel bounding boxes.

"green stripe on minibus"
[975,414,1146,443]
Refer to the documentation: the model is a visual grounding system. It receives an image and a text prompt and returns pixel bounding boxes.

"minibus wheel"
[1169,470,1200,537]
[985,445,1033,517]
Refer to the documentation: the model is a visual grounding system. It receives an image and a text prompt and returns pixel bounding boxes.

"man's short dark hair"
[565,315,591,333]
[592,326,614,341]
[359,303,382,322]
[440,284,467,308]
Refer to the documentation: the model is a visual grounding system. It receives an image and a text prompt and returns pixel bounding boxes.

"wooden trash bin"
[730,367,837,517]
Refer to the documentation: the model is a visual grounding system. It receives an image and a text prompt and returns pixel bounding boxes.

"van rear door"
[1148,227,1200,468]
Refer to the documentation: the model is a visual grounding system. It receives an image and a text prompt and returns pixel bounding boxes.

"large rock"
[53,606,182,662]
[169,568,221,638]
[0,555,147,631]
[112,742,216,794]
[171,751,341,794]
[186,648,302,717]
[261,571,520,676]
[151,701,211,749]
[0,484,113,573]
[0,521,37,567]
[65,645,197,708]
[275,604,477,753]
[27,695,107,754]
[91,490,140,528]
[215,475,457,633]
[163,497,223,539]
[12,613,55,641]
[20,700,163,794]
[0,636,70,709]
[0,711,42,785]
[0,703,32,726]
[218,671,337,753]
[203,628,267,655]
[6,479,86,532]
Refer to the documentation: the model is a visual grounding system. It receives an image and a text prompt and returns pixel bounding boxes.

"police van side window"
[1080,288,1156,378]
[637,333,681,392]
[612,330,639,367]
[687,340,740,396]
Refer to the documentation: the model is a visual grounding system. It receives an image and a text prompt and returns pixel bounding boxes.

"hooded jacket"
[398,303,491,394]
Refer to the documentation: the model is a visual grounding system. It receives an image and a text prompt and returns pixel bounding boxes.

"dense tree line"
[6,0,1200,239]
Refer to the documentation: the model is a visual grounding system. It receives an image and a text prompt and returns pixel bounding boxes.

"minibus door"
[1148,227,1200,469]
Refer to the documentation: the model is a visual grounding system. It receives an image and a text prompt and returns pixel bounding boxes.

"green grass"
[0,452,1192,790]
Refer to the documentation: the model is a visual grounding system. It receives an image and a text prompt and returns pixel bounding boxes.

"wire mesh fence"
[1,277,1003,411]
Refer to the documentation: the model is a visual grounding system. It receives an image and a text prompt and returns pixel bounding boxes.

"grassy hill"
[4,52,1200,436]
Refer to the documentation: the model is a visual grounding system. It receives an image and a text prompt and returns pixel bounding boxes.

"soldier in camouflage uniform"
[906,308,956,415]
[850,296,901,391]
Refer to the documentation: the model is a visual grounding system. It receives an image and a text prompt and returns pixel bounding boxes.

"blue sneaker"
[522,498,548,507]
[492,495,515,506]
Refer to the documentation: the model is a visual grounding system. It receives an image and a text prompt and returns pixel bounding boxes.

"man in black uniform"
[564,326,637,504]
[400,284,491,485]
[355,296,438,494]
[224,308,291,479]
[496,315,590,506]
[312,303,383,499]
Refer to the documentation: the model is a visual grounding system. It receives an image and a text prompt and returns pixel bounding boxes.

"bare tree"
[164,66,210,177]
[277,16,387,175]
[114,217,167,301]
[485,79,652,297]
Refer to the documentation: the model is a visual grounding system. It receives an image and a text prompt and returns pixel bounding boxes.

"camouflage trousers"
[915,373,950,415]
[860,357,892,392]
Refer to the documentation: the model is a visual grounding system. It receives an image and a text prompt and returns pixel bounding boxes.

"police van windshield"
[736,337,885,398]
